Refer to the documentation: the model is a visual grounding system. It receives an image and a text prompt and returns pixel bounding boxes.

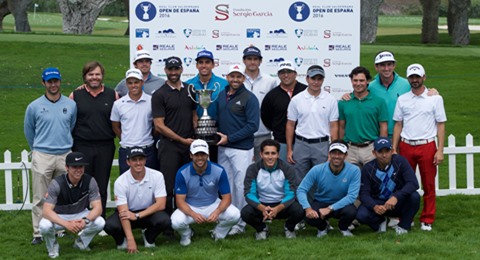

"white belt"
[401,138,435,146]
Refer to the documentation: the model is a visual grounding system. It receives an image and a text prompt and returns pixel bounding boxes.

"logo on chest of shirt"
[63,108,67,114]
[342,178,347,183]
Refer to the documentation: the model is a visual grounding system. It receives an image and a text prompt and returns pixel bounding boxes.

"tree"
[123,0,129,35]
[447,0,471,45]
[0,0,32,32]
[360,0,384,43]
[420,0,441,43]
[57,0,115,34]
[0,0,10,31]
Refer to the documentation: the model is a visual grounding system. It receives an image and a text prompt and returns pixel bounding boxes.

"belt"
[348,141,373,148]
[121,143,154,150]
[296,135,329,144]
[401,138,435,146]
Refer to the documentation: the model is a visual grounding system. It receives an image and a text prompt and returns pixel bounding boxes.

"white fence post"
[448,134,457,190]
[4,150,13,205]
[466,134,474,189]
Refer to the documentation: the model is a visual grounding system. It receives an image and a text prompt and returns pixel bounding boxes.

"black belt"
[296,135,329,144]
[122,143,154,150]
[348,141,373,148]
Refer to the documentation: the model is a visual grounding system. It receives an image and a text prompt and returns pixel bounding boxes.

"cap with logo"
[278,60,296,73]
[406,63,425,77]
[125,68,143,80]
[228,64,245,76]
[242,46,262,58]
[134,49,153,63]
[307,65,325,78]
[190,139,209,155]
[42,67,62,81]
[374,51,396,64]
[196,50,214,61]
[374,137,393,151]
[329,142,348,154]
[165,56,182,69]
[127,147,146,159]
[66,152,89,166]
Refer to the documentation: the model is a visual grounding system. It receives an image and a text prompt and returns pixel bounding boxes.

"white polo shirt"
[393,87,447,140]
[287,89,338,139]
[114,167,166,211]
[110,92,154,147]
[244,71,277,136]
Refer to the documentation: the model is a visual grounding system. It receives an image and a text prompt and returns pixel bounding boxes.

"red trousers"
[399,141,437,224]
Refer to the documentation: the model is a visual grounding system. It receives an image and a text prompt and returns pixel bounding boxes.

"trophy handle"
[187,84,199,103]
[210,82,221,103]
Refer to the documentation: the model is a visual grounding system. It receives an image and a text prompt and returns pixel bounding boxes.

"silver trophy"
[188,83,220,143]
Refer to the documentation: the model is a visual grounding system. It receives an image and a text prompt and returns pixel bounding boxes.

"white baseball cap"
[190,139,209,155]
[329,142,348,154]
[278,60,296,73]
[125,68,143,80]
[134,49,153,63]
[374,51,396,64]
[228,64,245,76]
[406,63,425,77]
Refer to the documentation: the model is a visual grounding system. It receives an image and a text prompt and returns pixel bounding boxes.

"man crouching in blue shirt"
[297,140,360,237]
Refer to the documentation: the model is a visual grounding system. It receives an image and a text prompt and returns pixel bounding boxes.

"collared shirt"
[393,87,447,140]
[174,161,230,207]
[244,71,277,136]
[287,89,338,139]
[110,92,153,147]
[114,167,166,211]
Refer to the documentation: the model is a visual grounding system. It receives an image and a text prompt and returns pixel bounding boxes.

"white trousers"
[39,209,105,252]
[218,146,253,229]
[171,199,240,239]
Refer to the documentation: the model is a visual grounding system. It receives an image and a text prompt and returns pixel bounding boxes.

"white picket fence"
[1,134,479,210]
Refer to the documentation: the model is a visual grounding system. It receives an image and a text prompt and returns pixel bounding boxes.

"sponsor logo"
[323,58,353,67]
[267,57,286,67]
[294,57,318,66]
[185,45,206,51]
[310,5,354,19]
[216,44,238,51]
[297,45,319,51]
[183,57,193,67]
[324,30,353,38]
[215,4,229,21]
[267,29,287,38]
[231,8,273,18]
[158,5,200,18]
[183,28,206,38]
[212,29,241,38]
[153,44,175,51]
[328,44,352,51]
[294,28,318,38]
[324,30,331,38]
[334,74,349,78]
[155,28,176,38]
[265,44,287,51]
[289,2,310,22]
[135,2,156,22]
[246,28,261,38]
[135,28,150,38]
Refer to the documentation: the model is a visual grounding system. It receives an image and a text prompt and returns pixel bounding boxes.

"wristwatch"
[328,205,334,211]
[135,213,140,220]
[82,217,91,224]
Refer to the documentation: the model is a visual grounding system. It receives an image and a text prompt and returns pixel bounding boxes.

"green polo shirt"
[339,92,388,143]
[368,72,410,137]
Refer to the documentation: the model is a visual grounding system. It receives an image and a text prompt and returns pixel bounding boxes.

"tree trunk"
[7,0,31,32]
[0,0,10,31]
[420,0,441,43]
[448,0,471,45]
[57,0,115,34]
[360,0,384,43]
[123,0,129,36]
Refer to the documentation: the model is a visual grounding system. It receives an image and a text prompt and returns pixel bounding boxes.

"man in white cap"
[297,140,360,237]
[215,64,259,235]
[171,139,240,246]
[392,63,446,232]
[242,46,277,160]
[111,68,156,174]
[261,60,307,161]
[115,49,166,97]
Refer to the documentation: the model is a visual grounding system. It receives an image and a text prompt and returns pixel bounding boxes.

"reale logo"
[135,2,156,22]
[215,4,229,21]
[288,2,310,22]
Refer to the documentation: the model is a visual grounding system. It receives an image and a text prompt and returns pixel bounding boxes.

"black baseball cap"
[66,152,89,166]
[127,147,146,159]
[165,56,182,69]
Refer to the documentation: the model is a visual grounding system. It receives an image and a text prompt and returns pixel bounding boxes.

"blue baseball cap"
[42,67,62,81]
[374,137,393,151]
[196,50,214,61]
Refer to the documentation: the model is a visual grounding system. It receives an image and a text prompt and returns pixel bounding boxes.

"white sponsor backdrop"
[129,0,360,98]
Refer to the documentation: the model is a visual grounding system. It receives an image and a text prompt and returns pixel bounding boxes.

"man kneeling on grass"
[171,140,240,246]
[356,137,420,235]
[39,152,105,258]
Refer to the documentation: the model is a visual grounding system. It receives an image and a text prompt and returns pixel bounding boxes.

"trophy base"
[195,119,218,144]
[195,133,220,144]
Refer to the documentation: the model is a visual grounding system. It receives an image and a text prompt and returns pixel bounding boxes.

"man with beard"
[152,56,197,219]
[393,64,446,232]
[70,61,118,229]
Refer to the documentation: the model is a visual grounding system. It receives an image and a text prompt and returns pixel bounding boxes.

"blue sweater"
[185,73,228,118]
[215,84,259,150]
[24,95,77,154]
[297,162,360,211]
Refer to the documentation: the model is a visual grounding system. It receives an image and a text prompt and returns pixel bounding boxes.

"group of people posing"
[24,46,446,258]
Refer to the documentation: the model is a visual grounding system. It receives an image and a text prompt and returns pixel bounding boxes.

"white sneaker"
[284,226,296,239]
[395,226,408,235]
[180,234,192,246]
[420,222,432,231]
[340,230,354,237]
[388,217,400,228]
[255,227,268,240]
[142,231,156,248]
[73,237,91,251]
[378,218,387,233]
[294,221,306,231]
[98,230,108,237]
[316,228,328,238]
[48,241,59,258]
[228,226,245,236]
[210,230,220,241]
[117,238,127,250]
